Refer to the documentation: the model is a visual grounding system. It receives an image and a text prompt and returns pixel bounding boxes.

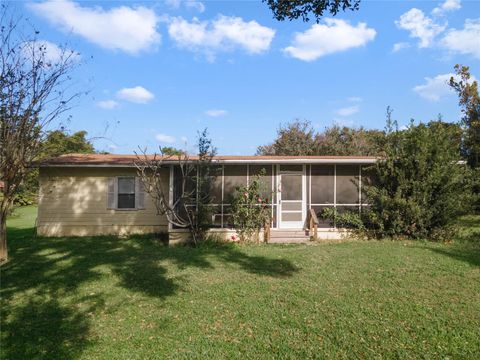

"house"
[37,154,376,243]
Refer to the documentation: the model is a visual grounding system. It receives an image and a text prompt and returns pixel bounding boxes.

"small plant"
[231,170,271,243]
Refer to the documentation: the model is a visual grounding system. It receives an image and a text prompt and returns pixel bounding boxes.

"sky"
[22,0,480,154]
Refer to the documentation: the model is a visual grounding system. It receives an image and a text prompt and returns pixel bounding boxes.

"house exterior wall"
[37,167,169,237]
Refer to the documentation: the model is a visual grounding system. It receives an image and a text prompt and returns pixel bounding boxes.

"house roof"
[38,153,378,167]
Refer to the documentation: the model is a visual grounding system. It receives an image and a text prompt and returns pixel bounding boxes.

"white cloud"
[392,42,411,52]
[432,0,461,16]
[205,109,228,117]
[180,136,188,143]
[168,15,275,59]
[283,19,376,61]
[413,72,478,101]
[22,40,79,64]
[97,100,119,109]
[116,86,154,104]
[441,19,480,59]
[155,133,176,143]
[28,0,160,54]
[347,96,362,102]
[336,105,360,117]
[185,1,205,12]
[396,8,446,48]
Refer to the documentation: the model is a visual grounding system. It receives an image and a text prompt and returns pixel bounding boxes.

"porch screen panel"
[311,205,334,228]
[311,165,334,204]
[223,165,247,203]
[336,165,360,204]
[249,165,273,201]
[209,165,223,204]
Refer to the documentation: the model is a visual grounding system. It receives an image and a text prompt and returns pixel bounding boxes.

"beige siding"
[37,167,169,237]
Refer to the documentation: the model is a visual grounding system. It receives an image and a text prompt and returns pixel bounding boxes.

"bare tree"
[0,6,81,261]
[134,129,217,245]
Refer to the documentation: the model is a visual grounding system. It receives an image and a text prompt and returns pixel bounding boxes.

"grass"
[1,207,479,359]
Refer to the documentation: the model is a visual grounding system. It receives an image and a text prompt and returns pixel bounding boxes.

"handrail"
[264,217,271,243]
[309,208,318,240]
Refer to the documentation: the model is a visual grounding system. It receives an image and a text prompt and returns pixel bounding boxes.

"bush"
[231,170,271,243]
[359,120,474,240]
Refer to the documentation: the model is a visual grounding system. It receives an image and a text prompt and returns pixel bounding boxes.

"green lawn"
[1,207,479,359]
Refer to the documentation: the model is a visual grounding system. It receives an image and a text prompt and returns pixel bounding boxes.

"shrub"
[359,119,474,240]
[231,170,271,243]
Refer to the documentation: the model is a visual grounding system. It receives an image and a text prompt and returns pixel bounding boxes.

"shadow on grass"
[428,242,480,267]
[1,226,298,359]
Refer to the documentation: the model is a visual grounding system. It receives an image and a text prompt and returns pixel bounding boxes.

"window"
[117,177,136,209]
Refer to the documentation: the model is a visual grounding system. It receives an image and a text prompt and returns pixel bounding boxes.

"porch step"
[269,229,311,244]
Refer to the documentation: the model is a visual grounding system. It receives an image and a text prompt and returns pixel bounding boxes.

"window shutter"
[136,177,145,209]
[107,177,117,209]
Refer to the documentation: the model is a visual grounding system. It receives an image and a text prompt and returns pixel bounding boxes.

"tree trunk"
[0,211,7,262]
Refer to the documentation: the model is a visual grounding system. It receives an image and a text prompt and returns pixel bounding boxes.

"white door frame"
[276,164,306,229]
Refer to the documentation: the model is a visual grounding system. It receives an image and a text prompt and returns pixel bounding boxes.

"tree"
[0,8,81,261]
[159,146,184,156]
[256,120,318,155]
[135,129,217,244]
[257,119,385,156]
[357,117,470,239]
[449,64,480,168]
[316,125,385,156]
[40,130,95,158]
[264,0,361,22]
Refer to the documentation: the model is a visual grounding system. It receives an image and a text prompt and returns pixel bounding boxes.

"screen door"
[278,166,305,228]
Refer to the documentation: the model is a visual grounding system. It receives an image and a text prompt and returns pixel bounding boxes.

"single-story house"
[37,154,376,243]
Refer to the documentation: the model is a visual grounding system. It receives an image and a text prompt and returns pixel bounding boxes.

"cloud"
[180,136,188,143]
[347,96,362,102]
[166,0,205,12]
[97,100,119,109]
[336,105,360,117]
[168,15,275,60]
[155,133,176,143]
[392,42,411,52]
[116,86,154,104]
[283,19,376,61]
[395,8,446,48]
[432,0,461,16]
[413,72,477,101]
[28,0,160,54]
[205,109,228,117]
[22,40,79,64]
[441,19,480,59]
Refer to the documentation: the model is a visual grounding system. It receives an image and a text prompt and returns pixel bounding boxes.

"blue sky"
[24,0,480,154]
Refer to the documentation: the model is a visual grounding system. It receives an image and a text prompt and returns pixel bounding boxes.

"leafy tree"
[40,130,95,158]
[264,0,361,22]
[329,115,471,240]
[316,125,385,156]
[257,120,318,156]
[257,119,385,156]
[160,147,184,156]
[0,8,81,261]
[449,64,480,168]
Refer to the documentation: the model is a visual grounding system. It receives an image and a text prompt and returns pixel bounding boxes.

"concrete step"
[270,230,309,237]
[269,237,310,244]
[269,229,311,244]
